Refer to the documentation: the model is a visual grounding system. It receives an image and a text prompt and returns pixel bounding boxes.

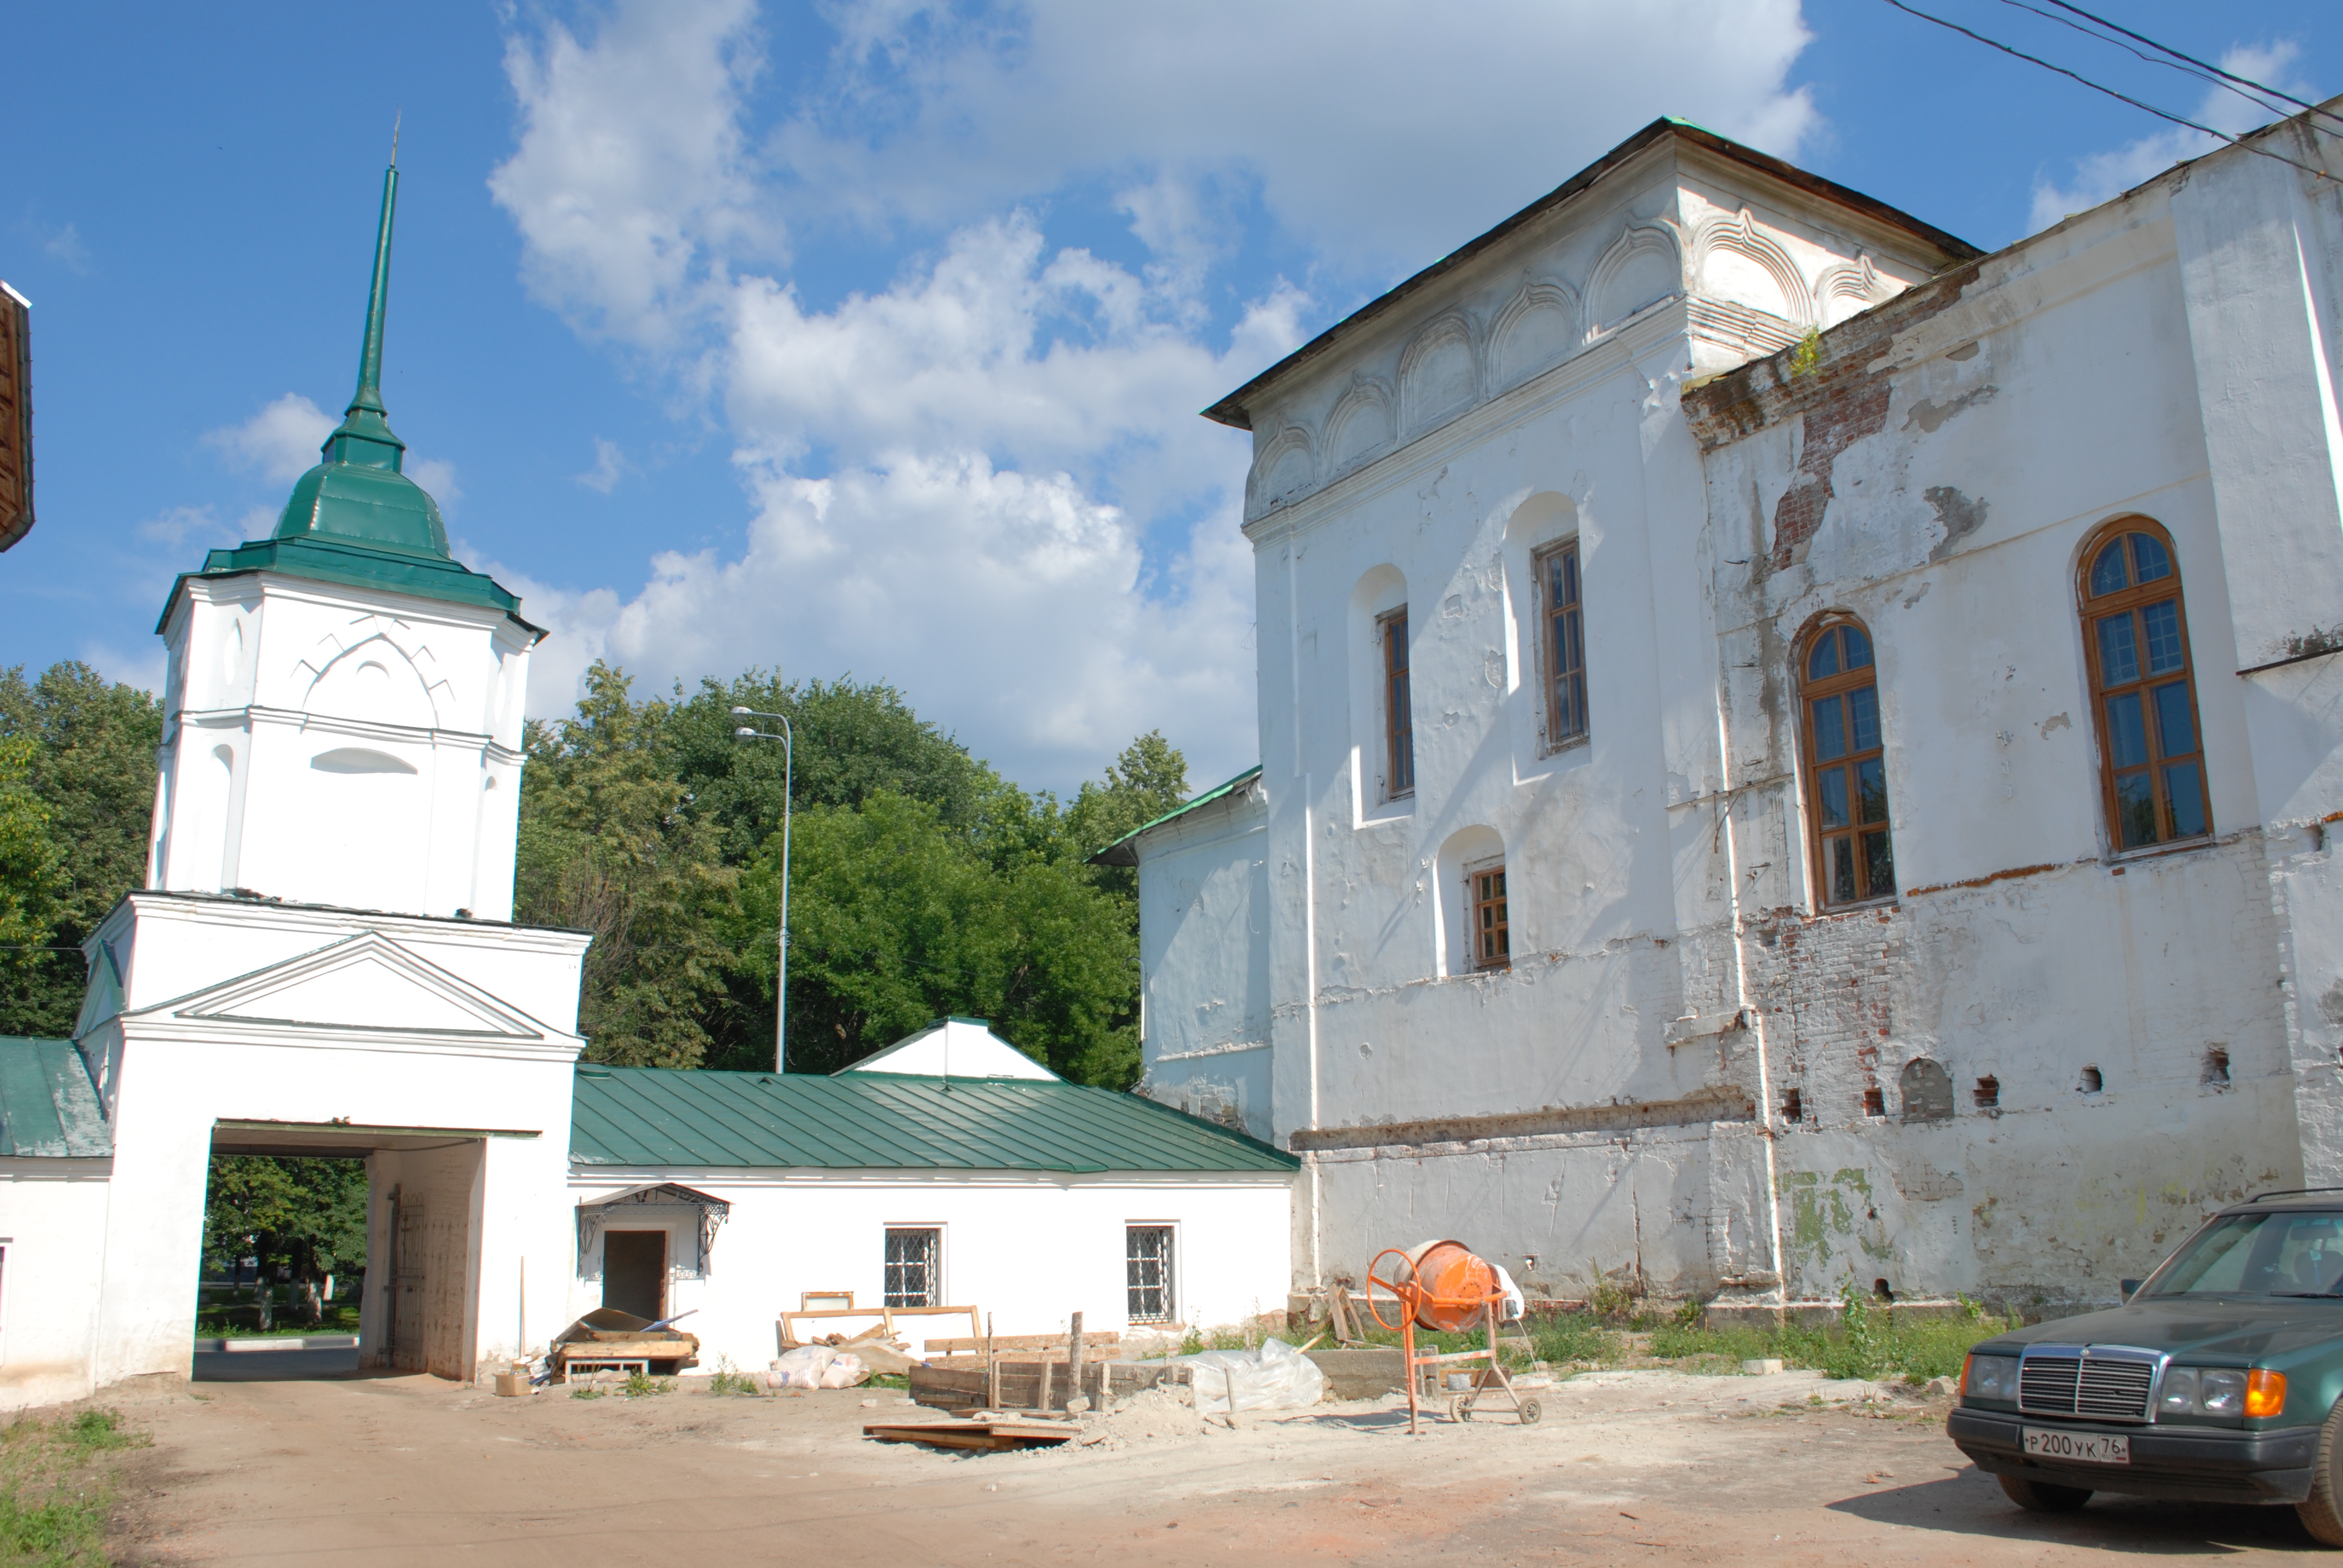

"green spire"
[319,163,405,471]
[267,158,450,560]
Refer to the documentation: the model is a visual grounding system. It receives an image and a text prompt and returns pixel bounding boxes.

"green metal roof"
[570,1065,1295,1175]
[1089,764,1262,867]
[161,160,532,636]
[0,1037,110,1158]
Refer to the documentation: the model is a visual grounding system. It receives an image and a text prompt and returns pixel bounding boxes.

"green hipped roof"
[161,160,531,635]
[0,1037,110,1158]
[1089,765,1262,867]
[570,1065,1295,1175]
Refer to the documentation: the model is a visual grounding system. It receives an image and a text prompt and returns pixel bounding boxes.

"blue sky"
[1,0,2332,792]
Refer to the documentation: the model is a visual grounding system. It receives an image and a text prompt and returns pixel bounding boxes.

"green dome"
[274,457,450,558]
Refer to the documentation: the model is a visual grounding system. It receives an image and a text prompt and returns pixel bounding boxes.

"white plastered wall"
[563,1170,1294,1371]
[0,1160,112,1411]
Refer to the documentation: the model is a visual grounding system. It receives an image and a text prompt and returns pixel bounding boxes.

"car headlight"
[2160,1367,2275,1418]
[1962,1353,2018,1402]
[2200,1370,2247,1416]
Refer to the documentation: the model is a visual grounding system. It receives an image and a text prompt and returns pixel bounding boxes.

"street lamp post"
[730,707,794,1073]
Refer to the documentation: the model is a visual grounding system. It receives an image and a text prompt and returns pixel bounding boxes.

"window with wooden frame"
[2080,519,2210,852]
[1800,617,1895,907]
[884,1226,941,1308]
[1380,607,1415,798]
[1537,540,1588,747]
[1470,863,1510,969]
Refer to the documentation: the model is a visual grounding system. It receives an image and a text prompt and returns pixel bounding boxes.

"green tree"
[202,1155,369,1300]
[514,662,736,1068]
[732,789,1142,1082]
[0,664,160,1037]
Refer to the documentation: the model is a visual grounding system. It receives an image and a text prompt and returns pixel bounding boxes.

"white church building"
[0,163,1291,1411]
[1117,105,2343,1314]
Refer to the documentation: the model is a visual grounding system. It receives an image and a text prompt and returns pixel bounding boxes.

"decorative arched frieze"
[1323,376,1396,479]
[1689,209,1815,330]
[1250,425,1319,514]
[1490,278,1584,392]
[1584,221,1685,341]
[1814,254,1899,328]
[297,629,451,731]
[1397,312,1483,438]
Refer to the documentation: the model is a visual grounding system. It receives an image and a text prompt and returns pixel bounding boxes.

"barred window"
[1799,617,1895,907]
[2080,519,2209,851]
[1127,1225,1175,1323]
[884,1227,940,1308]
[1538,541,1587,746]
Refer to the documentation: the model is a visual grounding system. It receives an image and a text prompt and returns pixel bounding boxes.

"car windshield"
[2143,1209,2343,1298]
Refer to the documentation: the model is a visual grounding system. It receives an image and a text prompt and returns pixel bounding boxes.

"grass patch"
[0,1408,148,1566]
[706,1359,761,1397]
[621,1372,673,1399]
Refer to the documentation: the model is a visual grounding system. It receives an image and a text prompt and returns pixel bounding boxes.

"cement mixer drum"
[1369,1240,1499,1333]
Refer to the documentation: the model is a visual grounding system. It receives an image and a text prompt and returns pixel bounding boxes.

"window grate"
[1127,1225,1175,1324]
[885,1227,940,1309]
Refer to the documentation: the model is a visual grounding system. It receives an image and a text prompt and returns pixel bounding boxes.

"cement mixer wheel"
[1519,1399,1542,1425]
[1449,1396,1473,1423]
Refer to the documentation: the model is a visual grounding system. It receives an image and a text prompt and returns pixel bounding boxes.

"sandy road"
[99,1367,2331,1564]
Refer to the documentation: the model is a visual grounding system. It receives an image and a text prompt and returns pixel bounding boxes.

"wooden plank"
[926,1331,1120,1354]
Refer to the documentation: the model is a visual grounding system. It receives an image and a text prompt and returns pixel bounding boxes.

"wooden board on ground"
[925,1331,1121,1356]
[909,1360,1182,1413]
[863,1419,1075,1451]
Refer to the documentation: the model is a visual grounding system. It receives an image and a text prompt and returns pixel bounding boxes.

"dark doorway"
[603,1230,667,1321]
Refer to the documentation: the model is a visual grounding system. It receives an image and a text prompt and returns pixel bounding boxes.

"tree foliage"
[202,1155,369,1282]
[516,662,1187,1083]
[0,664,160,1037]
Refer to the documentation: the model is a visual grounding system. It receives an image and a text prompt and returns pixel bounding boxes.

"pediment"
[137,932,554,1041]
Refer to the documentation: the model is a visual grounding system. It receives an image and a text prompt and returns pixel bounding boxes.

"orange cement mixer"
[1363,1240,1539,1433]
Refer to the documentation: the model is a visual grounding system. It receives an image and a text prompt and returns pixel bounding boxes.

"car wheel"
[2297,1397,2343,1546]
[1999,1474,2091,1512]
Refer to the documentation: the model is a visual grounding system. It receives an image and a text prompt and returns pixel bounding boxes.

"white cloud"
[773,0,1820,270]
[2030,42,2315,233]
[42,223,90,275]
[407,457,462,508]
[578,437,626,493]
[490,0,1820,785]
[204,393,333,485]
[136,505,220,546]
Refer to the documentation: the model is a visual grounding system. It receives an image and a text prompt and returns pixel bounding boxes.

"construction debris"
[862,1417,1076,1451]
[549,1308,700,1382]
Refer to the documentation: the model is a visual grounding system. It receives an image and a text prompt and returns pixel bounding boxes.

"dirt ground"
[95,1366,2336,1565]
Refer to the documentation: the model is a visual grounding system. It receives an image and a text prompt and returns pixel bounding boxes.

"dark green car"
[1949,1192,2343,1541]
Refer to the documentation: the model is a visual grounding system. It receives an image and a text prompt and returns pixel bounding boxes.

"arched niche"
[1691,209,1814,330]
[1586,222,1683,338]
[1492,279,1581,392]
[1815,255,1895,328]
[1899,1058,1955,1123]
[1324,379,1394,477]
[1398,314,1480,437]
[1251,426,1317,514]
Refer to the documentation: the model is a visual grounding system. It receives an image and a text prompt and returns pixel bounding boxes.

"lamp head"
[733,727,756,740]
[729,706,752,716]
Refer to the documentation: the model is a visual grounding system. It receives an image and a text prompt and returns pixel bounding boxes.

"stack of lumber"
[863,1417,1075,1451]
[549,1308,700,1382]
[795,1320,920,1376]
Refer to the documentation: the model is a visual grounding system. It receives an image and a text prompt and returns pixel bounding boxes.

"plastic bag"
[1173,1335,1326,1414]
[1491,1264,1526,1324]
[767,1346,870,1390]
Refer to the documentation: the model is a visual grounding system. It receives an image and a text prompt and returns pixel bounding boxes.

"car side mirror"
[2119,1278,2142,1302]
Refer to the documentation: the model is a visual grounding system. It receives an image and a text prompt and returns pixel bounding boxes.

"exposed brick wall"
[1768,382,1892,570]
[1746,904,1902,1125]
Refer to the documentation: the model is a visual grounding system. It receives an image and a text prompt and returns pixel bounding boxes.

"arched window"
[2080,519,2209,851]
[1800,616,1894,907]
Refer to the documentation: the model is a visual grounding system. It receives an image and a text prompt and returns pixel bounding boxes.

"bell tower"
[146,158,539,920]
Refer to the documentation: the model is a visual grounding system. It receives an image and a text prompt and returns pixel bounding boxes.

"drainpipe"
[1288,538,1323,1289]
[1714,700,1786,1302]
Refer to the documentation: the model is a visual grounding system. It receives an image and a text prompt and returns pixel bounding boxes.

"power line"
[1990,0,2314,130]
[2031,0,2343,133]
[1879,0,2339,189]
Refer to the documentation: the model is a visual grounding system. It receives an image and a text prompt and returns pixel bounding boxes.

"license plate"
[2023,1428,2131,1465]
